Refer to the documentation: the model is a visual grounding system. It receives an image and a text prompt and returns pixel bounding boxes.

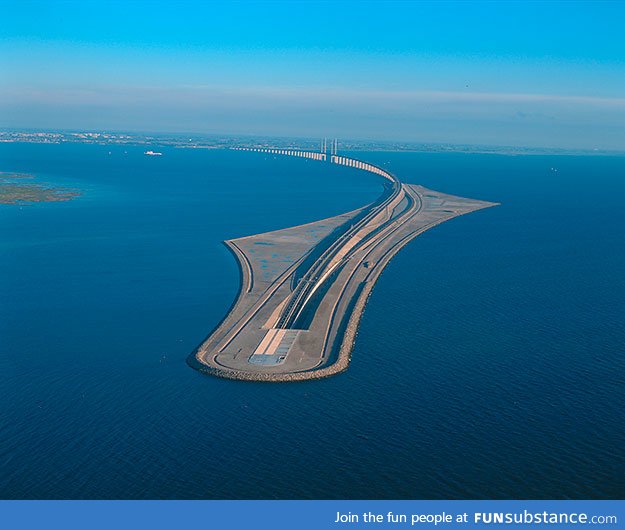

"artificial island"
[188,142,498,381]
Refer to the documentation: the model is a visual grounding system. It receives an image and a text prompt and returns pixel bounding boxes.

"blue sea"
[1,143,624,499]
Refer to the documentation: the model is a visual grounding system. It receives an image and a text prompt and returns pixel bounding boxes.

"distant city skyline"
[2,0,624,149]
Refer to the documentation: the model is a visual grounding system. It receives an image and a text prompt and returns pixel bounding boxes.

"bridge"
[188,143,497,381]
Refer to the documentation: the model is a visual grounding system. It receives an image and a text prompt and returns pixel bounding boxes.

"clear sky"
[2,0,624,149]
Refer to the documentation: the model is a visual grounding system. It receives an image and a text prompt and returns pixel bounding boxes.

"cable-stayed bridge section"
[189,146,498,381]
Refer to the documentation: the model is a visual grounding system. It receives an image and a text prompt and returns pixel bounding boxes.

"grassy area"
[0,173,79,204]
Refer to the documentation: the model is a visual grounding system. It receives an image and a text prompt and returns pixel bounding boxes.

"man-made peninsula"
[188,149,497,381]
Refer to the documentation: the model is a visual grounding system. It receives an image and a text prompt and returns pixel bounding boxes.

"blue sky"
[1,0,624,148]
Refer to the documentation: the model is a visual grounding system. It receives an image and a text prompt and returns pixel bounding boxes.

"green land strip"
[0,173,79,205]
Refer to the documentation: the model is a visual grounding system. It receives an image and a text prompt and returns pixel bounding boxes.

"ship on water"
[144,150,162,156]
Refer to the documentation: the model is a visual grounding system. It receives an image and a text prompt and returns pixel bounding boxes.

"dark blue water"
[1,144,624,499]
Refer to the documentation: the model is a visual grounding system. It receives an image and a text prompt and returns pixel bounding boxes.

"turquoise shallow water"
[1,144,624,499]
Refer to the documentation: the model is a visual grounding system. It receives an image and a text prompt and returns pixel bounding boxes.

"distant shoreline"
[1,131,623,157]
